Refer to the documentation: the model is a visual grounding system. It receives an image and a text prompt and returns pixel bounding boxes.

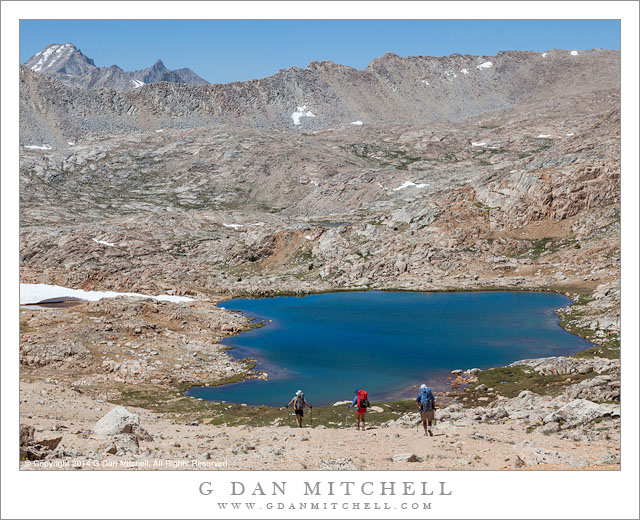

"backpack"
[419,389,434,412]
[294,396,304,410]
[357,390,369,409]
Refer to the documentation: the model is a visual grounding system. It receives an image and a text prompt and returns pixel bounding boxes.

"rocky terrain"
[19,48,620,469]
[19,372,620,470]
[20,48,618,146]
[23,43,208,93]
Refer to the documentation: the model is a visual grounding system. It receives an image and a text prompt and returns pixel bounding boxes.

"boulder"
[20,425,35,445]
[564,375,620,402]
[20,444,49,461]
[318,458,357,470]
[93,406,140,436]
[539,422,561,434]
[369,406,384,413]
[19,425,62,460]
[546,399,620,428]
[596,453,620,465]
[392,453,423,463]
[38,436,63,451]
[102,433,139,455]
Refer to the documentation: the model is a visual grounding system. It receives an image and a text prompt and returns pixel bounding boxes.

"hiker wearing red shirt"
[348,389,369,430]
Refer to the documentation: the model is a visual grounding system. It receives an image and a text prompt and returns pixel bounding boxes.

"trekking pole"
[310,407,313,428]
[343,407,350,429]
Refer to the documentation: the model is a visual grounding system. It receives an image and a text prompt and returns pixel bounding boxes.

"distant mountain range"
[23,43,209,92]
[20,47,619,147]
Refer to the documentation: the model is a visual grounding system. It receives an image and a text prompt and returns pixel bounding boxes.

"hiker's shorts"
[356,409,366,415]
[421,410,435,421]
[295,410,304,417]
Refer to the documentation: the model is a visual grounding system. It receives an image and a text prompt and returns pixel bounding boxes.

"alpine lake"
[184,291,593,407]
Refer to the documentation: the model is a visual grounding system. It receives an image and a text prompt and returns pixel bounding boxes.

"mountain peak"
[24,43,96,75]
[24,43,207,91]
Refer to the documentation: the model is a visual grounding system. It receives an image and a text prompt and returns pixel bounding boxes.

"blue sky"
[20,20,620,84]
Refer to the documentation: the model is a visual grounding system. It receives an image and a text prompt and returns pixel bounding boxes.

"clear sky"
[19,20,620,84]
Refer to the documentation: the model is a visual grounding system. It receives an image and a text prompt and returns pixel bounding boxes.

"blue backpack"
[419,388,434,412]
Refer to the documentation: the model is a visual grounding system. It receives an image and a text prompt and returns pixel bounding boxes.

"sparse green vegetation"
[113,384,421,428]
[457,365,597,408]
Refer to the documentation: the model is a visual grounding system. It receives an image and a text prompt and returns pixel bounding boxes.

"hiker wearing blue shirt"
[416,384,436,436]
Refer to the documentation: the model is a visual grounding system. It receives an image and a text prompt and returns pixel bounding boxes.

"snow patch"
[92,238,116,247]
[155,129,164,133]
[460,68,469,75]
[20,283,193,305]
[541,53,548,58]
[291,105,316,125]
[131,79,145,89]
[421,79,429,85]
[222,223,243,230]
[350,120,363,125]
[476,61,493,69]
[23,144,52,150]
[535,134,552,138]
[393,181,428,191]
[570,50,579,56]
[30,45,58,72]
[67,141,75,146]
[566,133,575,137]
[304,235,312,240]
[471,142,487,147]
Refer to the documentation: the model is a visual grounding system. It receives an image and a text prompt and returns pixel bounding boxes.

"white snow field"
[20,283,194,305]
[291,106,316,125]
[23,144,52,150]
[393,181,428,191]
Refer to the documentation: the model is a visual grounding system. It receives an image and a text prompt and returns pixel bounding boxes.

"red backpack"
[357,389,369,409]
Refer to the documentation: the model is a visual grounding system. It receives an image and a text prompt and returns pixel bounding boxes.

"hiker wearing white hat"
[286,390,312,428]
[416,384,436,436]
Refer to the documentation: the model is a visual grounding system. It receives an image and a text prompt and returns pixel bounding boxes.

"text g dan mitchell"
[199,480,453,497]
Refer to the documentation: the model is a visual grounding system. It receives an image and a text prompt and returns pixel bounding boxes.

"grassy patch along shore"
[112,384,423,428]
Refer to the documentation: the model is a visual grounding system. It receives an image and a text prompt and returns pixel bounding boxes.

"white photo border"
[2,2,638,519]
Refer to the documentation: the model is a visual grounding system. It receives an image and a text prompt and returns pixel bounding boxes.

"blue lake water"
[184,291,592,406]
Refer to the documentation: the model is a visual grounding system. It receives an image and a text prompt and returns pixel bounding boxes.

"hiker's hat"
[420,384,427,389]
[296,390,303,396]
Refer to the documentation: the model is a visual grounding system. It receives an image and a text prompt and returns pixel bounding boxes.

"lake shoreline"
[183,289,595,406]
